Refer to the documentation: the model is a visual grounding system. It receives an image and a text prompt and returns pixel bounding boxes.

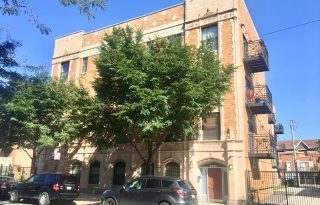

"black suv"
[10,173,80,205]
[101,176,197,205]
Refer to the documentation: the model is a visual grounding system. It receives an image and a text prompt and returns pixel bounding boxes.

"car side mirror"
[122,185,128,191]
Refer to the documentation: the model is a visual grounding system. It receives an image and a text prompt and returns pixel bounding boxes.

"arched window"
[89,161,100,185]
[165,162,180,178]
[113,161,126,185]
[70,161,82,183]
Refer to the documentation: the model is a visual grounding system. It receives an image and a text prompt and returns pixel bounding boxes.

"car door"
[119,178,145,205]
[19,175,35,197]
[29,174,45,198]
[136,178,161,205]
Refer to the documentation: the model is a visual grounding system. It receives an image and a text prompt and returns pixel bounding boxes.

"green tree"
[92,27,235,175]
[4,74,98,174]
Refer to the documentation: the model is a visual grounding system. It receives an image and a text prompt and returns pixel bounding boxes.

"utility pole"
[290,120,299,187]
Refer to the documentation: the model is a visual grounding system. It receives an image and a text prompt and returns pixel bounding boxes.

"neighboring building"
[278,140,320,172]
[39,0,283,204]
[0,147,33,180]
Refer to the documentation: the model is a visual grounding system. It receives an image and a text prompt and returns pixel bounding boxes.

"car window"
[177,180,194,190]
[162,180,174,188]
[144,178,161,189]
[60,175,77,184]
[7,177,15,182]
[46,174,58,184]
[26,176,35,183]
[34,174,46,183]
[126,178,145,190]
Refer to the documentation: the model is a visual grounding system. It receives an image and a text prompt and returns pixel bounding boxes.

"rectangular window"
[168,33,182,44]
[203,112,220,140]
[82,57,88,73]
[60,61,70,80]
[202,25,218,51]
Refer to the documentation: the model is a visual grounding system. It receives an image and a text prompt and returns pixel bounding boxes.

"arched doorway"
[198,160,228,203]
[113,161,126,185]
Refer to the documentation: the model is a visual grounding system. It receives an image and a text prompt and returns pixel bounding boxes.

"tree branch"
[22,148,33,160]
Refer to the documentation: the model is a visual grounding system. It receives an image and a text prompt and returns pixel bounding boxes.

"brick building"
[278,140,320,172]
[39,0,283,204]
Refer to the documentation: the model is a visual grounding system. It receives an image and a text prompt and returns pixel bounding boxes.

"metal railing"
[246,85,273,114]
[248,171,320,205]
[244,39,269,67]
[268,114,276,124]
[249,134,276,157]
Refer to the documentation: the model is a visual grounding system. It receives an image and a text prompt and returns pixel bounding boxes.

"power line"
[260,19,320,37]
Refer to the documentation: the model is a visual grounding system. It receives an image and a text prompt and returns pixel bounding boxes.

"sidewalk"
[75,194,226,205]
[75,193,100,205]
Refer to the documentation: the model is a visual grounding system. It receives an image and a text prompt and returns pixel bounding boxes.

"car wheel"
[159,202,170,205]
[103,198,116,205]
[38,192,50,205]
[9,190,19,202]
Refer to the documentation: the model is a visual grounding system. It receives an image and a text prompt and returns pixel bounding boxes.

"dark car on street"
[101,176,197,205]
[9,173,80,205]
[0,176,16,199]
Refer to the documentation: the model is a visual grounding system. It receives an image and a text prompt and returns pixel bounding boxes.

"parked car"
[9,173,80,205]
[101,176,197,205]
[0,176,16,199]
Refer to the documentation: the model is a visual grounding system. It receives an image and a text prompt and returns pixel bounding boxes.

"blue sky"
[0,0,319,141]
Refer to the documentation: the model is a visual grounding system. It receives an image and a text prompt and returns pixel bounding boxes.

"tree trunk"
[145,140,153,175]
[128,137,163,176]
[30,148,37,175]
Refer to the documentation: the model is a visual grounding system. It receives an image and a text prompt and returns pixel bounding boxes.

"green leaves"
[3,74,97,150]
[93,26,235,149]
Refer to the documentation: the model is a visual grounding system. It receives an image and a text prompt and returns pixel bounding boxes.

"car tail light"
[77,185,80,192]
[172,188,186,197]
[1,183,6,189]
[53,183,60,191]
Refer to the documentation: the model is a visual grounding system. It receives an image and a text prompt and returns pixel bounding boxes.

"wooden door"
[208,168,223,201]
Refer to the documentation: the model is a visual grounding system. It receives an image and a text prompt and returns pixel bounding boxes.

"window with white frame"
[202,112,220,140]
[60,61,70,80]
[202,25,218,51]
[82,57,88,73]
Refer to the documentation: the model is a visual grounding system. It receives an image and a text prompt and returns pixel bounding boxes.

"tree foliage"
[1,0,108,34]
[3,74,98,173]
[92,27,235,174]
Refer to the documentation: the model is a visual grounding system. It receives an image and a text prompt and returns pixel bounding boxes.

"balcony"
[249,134,276,159]
[275,123,284,134]
[268,114,276,124]
[246,85,273,114]
[244,40,269,73]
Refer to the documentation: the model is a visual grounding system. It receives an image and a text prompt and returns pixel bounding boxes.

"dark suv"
[10,173,79,205]
[101,176,197,205]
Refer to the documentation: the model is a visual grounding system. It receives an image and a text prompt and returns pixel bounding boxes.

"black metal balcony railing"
[249,134,276,159]
[246,85,273,114]
[244,39,269,73]
[268,114,276,124]
[275,123,284,134]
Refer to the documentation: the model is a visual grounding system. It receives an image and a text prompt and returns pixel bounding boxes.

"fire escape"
[244,39,284,159]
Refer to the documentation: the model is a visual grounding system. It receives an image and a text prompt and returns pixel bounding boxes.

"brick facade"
[41,1,278,204]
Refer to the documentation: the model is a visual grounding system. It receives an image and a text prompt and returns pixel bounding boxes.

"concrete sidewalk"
[75,194,226,205]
